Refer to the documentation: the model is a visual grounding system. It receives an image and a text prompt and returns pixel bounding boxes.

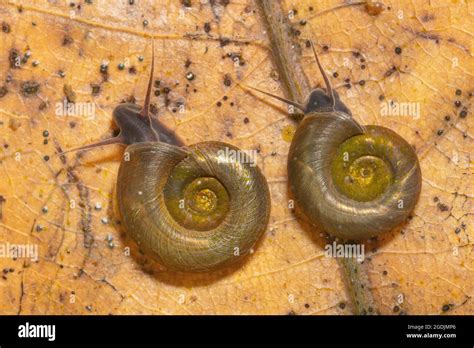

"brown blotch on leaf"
[38,101,48,111]
[421,13,435,22]
[0,195,5,221]
[0,86,7,98]
[8,118,21,131]
[63,84,76,103]
[2,22,11,33]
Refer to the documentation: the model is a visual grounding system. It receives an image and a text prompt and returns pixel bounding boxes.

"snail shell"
[117,141,270,272]
[288,111,421,240]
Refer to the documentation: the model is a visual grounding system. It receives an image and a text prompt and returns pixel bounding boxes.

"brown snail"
[248,42,421,240]
[62,45,271,272]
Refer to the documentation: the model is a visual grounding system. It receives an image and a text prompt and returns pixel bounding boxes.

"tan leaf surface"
[0,0,472,314]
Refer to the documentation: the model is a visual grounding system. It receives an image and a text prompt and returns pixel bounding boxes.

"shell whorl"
[116,141,271,272]
[288,112,421,240]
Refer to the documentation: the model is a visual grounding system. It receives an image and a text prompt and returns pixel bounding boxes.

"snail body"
[66,46,271,272]
[249,42,421,240]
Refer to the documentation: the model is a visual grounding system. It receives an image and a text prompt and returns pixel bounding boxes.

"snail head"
[58,40,184,156]
[303,40,351,115]
[243,40,351,116]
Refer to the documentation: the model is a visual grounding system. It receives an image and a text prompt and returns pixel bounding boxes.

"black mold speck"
[454,100,461,108]
[455,89,462,96]
[128,66,137,74]
[442,304,452,312]
[223,74,232,87]
[21,81,40,96]
[394,47,402,55]
[437,202,449,212]
[204,22,211,33]
[9,49,21,69]
[385,66,397,77]
[91,84,101,96]
[437,129,444,136]
[459,110,467,118]
[62,35,73,46]
[181,0,191,7]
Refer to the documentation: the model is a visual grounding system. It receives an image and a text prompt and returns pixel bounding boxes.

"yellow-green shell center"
[331,133,394,202]
[163,169,230,232]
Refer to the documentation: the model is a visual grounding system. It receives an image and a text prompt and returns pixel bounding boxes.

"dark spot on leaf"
[9,48,21,69]
[63,84,76,103]
[21,80,40,96]
[2,22,11,33]
[0,86,7,98]
[223,74,232,87]
[437,202,449,212]
[62,35,74,46]
[91,84,101,96]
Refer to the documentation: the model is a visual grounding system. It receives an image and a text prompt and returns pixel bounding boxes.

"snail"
[62,45,271,272]
[247,41,421,240]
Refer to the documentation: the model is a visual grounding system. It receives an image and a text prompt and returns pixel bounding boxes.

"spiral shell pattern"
[288,112,421,240]
[117,141,271,272]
